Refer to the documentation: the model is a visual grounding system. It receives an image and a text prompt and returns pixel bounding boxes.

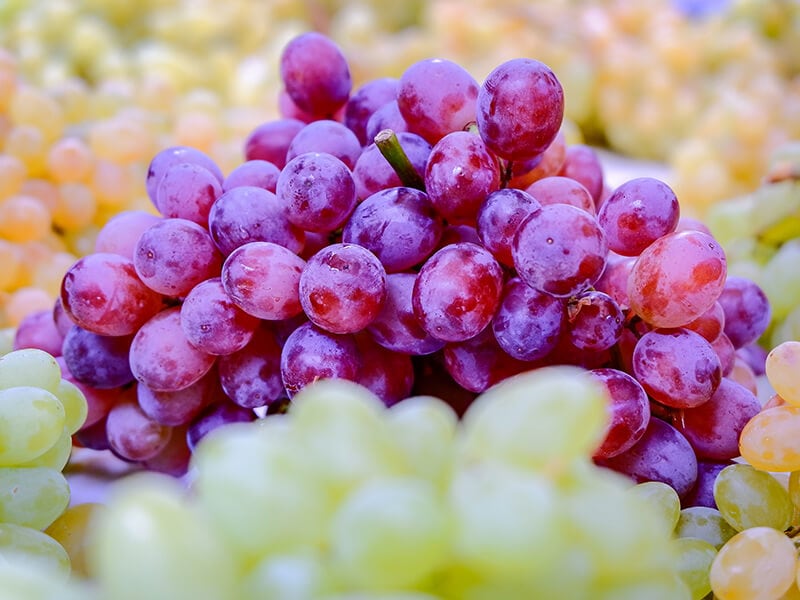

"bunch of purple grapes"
[15,31,771,502]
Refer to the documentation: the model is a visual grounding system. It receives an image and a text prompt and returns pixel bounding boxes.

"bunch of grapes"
[0,348,88,578]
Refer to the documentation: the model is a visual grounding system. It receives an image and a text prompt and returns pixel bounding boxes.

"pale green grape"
[762,240,800,323]
[0,467,70,530]
[329,477,450,591]
[459,366,609,471]
[593,574,692,600]
[0,559,95,600]
[89,472,239,600]
[627,481,682,535]
[241,551,334,600]
[53,378,88,435]
[18,426,72,470]
[0,522,70,580]
[706,194,757,247]
[0,386,65,466]
[386,395,457,489]
[675,537,717,600]
[713,463,794,532]
[771,305,800,348]
[0,348,61,394]
[192,421,330,562]
[675,506,738,549]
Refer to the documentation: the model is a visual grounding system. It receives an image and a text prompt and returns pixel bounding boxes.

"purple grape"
[244,118,305,168]
[716,276,771,349]
[279,32,351,118]
[712,332,737,376]
[596,416,698,499]
[134,218,222,298]
[142,425,192,477]
[423,130,501,224]
[436,224,482,250]
[344,77,400,146]
[13,309,64,357]
[74,415,110,451]
[589,368,651,459]
[61,325,134,389]
[129,307,216,392]
[106,399,173,462]
[354,332,414,407]
[187,400,256,451]
[299,243,387,334]
[526,175,595,214]
[208,185,305,256]
[476,188,541,268]
[491,276,565,361]
[276,152,357,233]
[476,58,564,161]
[342,186,443,273]
[366,272,446,356]
[412,242,504,342]
[94,210,163,260]
[681,459,734,509]
[222,160,280,193]
[558,144,604,206]
[443,327,532,393]
[137,366,221,427]
[286,119,362,170]
[397,58,479,144]
[596,177,680,256]
[155,162,222,225]
[633,328,722,409]
[145,145,223,208]
[280,322,361,397]
[180,277,260,356]
[566,290,624,352]
[352,132,431,200]
[217,322,285,409]
[221,241,306,321]
[512,203,608,297]
[593,253,635,311]
[365,100,409,143]
[736,342,768,376]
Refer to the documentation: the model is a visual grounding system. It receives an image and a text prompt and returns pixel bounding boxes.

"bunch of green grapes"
[0,348,88,579]
[70,372,690,599]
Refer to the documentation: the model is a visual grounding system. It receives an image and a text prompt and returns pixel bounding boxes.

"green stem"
[374,129,425,191]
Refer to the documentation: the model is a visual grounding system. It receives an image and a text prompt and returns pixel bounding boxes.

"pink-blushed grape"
[354,332,414,407]
[684,301,726,342]
[589,368,651,460]
[145,145,223,207]
[243,118,305,169]
[286,119,362,170]
[566,290,624,352]
[594,253,635,311]
[344,77,399,146]
[558,144,604,206]
[716,276,771,349]
[477,188,541,268]
[526,175,595,214]
[365,100,409,143]
[137,366,221,427]
[13,309,64,357]
[352,132,431,200]
[105,399,173,462]
[222,160,280,194]
[94,210,162,260]
[155,162,222,225]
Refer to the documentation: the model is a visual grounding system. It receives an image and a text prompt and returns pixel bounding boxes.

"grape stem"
[786,525,800,539]
[374,129,426,191]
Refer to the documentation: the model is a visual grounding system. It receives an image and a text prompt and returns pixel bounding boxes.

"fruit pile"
[0,348,87,578]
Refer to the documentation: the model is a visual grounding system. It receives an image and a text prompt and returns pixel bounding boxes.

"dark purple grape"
[62,325,134,389]
[344,77,400,146]
[217,322,284,409]
[566,290,624,352]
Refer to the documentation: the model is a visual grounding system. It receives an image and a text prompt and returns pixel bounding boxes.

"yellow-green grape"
[192,421,330,562]
[766,341,800,406]
[771,306,800,349]
[0,558,95,600]
[710,526,797,600]
[675,506,738,550]
[713,464,794,532]
[739,405,800,473]
[789,471,800,512]
[0,522,70,580]
[592,574,692,600]
[53,378,88,435]
[0,386,65,466]
[627,481,682,535]
[675,537,717,600]
[89,473,238,600]
[762,241,800,325]
[329,477,450,591]
[18,426,72,471]
[45,502,105,579]
[0,467,69,530]
[386,395,457,489]
[0,348,61,394]
[459,366,609,472]
[241,551,334,600]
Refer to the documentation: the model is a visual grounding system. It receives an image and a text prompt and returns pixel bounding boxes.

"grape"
[61,326,134,389]
[155,162,222,225]
[739,405,800,472]
[221,241,306,321]
[476,187,541,268]
[365,100,409,142]
[423,130,501,224]
[397,58,479,145]
[129,306,216,392]
[526,175,595,214]
[0,467,70,531]
[352,132,431,200]
[628,230,727,328]
[137,366,220,427]
[142,425,192,478]
[683,301,726,343]
[105,398,173,463]
[765,341,800,405]
[491,276,565,361]
[243,119,305,169]
[558,144,605,206]
[12,309,63,359]
[507,130,567,190]
[590,368,651,460]
[476,58,564,161]
[681,459,733,509]
[344,77,399,146]
[342,186,443,273]
[0,522,70,580]
[133,218,222,298]
[93,211,163,261]
[286,120,362,170]
[709,527,796,600]
[186,400,256,451]
[512,202,608,298]
[714,463,793,533]
[280,32,351,119]
[566,290,624,352]
[145,146,224,208]
[412,242,504,342]
[180,278,260,356]
[0,386,65,466]
[276,152,357,233]
[60,253,164,337]
[222,160,280,194]
[712,332,737,376]
[299,243,387,335]
[627,481,681,534]
[354,333,414,406]
[45,502,104,579]
[596,177,680,256]
[632,328,721,409]
[0,347,61,393]
[675,537,716,600]
[675,506,738,550]
[716,276,771,349]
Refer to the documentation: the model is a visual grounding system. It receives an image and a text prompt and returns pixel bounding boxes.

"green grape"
[192,421,330,562]
[713,464,794,532]
[627,481,682,535]
[762,240,800,323]
[0,559,95,600]
[675,537,717,600]
[53,378,88,435]
[241,551,334,600]
[0,522,70,580]
[0,329,14,357]
[386,395,458,489]
[0,386,65,466]
[329,477,450,591]
[89,472,238,600]
[788,471,800,510]
[675,506,738,549]
[771,305,800,349]
[459,366,609,471]
[0,467,70,530]
[0,348,61,394]
[706,193,757,247]
[593,574,692,600]
[18,426,72,471]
